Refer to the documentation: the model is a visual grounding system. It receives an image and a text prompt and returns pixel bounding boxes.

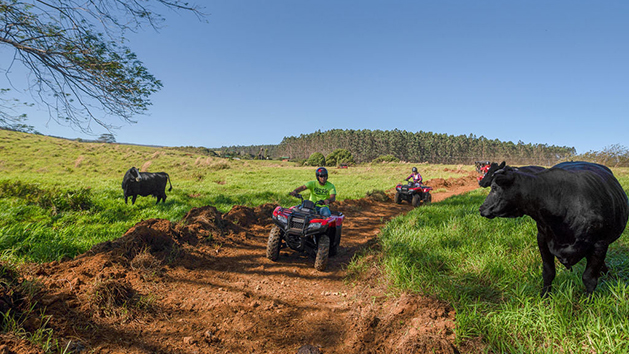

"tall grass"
[378,177,629,353]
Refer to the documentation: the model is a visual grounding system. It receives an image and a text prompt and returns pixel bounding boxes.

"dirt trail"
[1,171,485,354]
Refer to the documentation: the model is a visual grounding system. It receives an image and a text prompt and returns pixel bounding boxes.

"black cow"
[122,167,173,205]
[478,161,545,188]
[479,161,628,296]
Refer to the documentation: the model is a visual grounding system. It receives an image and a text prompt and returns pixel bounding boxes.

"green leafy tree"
[306,152,326,166]
[0,0,203,133]
[97,133,116,143]
[326,148,354,166]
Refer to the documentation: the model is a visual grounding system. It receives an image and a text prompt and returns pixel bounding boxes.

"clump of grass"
[365,189,389,202]
[210,162,230,170]
[0,261,60,351]
[130,248,163,279]
[0,180,92,213]
[89,278,136,317]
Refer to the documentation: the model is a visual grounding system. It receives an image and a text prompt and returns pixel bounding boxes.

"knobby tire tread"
[314,235,330,271]
[266,225,282,261]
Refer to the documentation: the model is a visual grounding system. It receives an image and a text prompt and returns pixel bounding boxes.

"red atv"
[475,161,492,182]
[266,194,344,271]
[394,181,433,207]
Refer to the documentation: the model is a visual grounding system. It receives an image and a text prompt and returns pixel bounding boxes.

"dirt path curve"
[4,172,483,354]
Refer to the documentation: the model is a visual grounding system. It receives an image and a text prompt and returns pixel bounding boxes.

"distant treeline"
[216,129,577,165]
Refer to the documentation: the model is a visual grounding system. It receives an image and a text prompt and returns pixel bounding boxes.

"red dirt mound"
[426,171,479,189]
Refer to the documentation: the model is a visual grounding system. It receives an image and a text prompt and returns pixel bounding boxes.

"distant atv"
[394,181,433,207]
[267,194,344,271]
[475,161,492,174]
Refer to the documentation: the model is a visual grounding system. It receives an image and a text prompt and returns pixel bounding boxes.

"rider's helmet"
[316,167,328,178]
[412,167,418,173]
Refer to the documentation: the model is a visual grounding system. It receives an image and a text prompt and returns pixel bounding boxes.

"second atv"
[394,181,433,207]
[266,194,344,271]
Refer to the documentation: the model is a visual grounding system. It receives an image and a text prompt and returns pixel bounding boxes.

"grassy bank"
[377,172,629,353]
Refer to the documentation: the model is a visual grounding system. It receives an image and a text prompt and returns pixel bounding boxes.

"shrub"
[372,154,400,163]
[306,152,326,166]
[326,149,354,166]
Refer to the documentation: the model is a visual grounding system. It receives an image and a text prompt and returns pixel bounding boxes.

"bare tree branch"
[0,0,205,134]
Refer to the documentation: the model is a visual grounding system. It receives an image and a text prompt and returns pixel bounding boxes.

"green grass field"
[0,130,471,263]
[2,129,629,353]
[376,173,629,353]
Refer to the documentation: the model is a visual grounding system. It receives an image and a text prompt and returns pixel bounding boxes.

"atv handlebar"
[289,193,326,206]
[290,192,304,200]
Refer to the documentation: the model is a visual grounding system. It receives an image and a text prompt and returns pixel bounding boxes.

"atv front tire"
[412,194,421,207]
[266,225,282,261]
[423,193,432,205]
[330,227,341,257]
[394,192,402,204]
[314,235,330,271]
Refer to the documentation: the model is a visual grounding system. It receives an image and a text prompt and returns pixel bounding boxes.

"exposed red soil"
[1,171,487,354]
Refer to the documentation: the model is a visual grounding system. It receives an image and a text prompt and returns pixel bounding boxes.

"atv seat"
[299,200,316,213]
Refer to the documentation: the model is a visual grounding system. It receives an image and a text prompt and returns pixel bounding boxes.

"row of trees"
[272,129,576,165]
[213,129,578,165]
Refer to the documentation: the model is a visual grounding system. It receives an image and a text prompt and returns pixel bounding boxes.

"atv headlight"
[307,222,324,231]
[274,214,288,225]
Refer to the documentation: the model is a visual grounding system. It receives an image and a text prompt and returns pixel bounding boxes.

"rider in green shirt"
[290,167,336,217]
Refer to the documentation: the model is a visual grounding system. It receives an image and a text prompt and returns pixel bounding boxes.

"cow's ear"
[499,161,506,169]
[493,171,515,187]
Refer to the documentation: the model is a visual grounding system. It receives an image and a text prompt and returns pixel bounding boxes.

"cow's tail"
[167,174,173,191]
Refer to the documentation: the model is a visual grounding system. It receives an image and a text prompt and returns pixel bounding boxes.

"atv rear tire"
[394,192,402,204]
[314,235,330,271]
[412,194,421,207]
[266,225,282,261]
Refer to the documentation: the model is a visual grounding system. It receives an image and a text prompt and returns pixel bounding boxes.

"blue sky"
[4,1,629,154]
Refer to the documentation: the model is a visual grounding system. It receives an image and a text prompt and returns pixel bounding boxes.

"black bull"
[122,167,173,205]
[479,161,628,296]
